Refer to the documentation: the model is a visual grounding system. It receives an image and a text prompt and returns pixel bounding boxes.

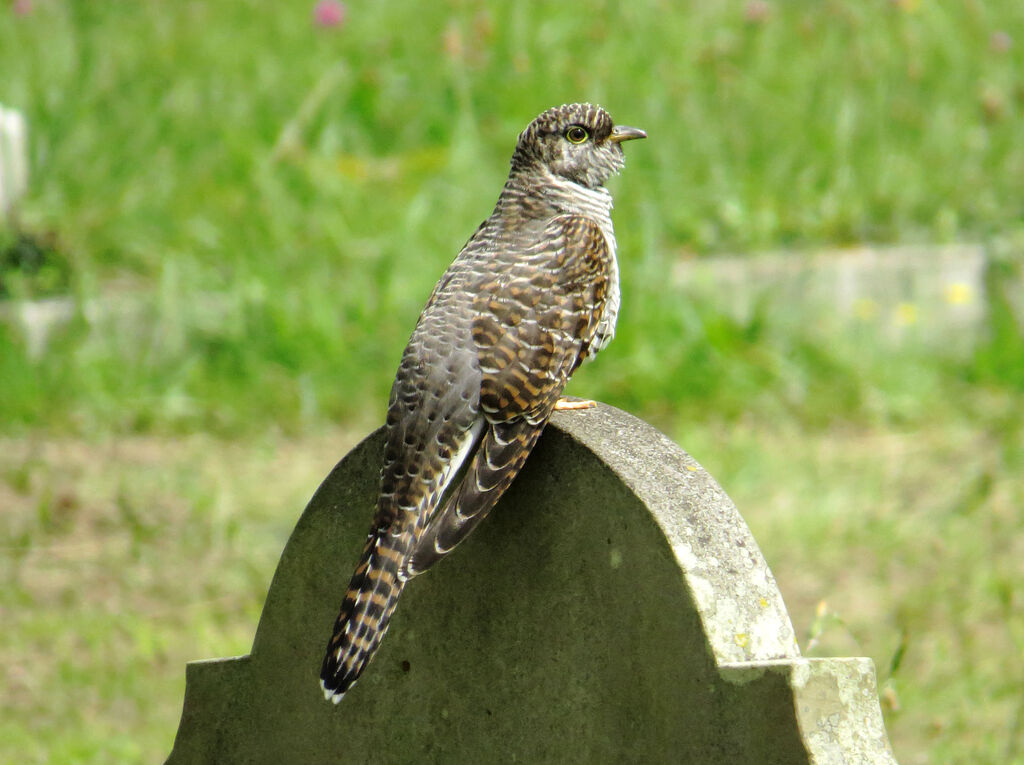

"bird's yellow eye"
[565,126,589,144]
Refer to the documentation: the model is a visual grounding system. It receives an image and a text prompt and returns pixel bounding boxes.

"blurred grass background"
[1,1,1022,762]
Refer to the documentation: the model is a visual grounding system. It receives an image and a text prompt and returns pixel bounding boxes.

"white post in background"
[0,104,29,220]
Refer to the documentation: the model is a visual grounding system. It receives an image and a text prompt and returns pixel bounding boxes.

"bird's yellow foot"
[554,396,597,411]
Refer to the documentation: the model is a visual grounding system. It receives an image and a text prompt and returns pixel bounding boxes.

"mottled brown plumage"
[320,104,645,702]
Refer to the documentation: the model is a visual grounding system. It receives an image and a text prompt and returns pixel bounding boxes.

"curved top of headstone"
[167,404,894,764]
[540,405,800,664]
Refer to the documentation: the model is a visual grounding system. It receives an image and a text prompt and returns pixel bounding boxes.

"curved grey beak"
[610,125,647,143]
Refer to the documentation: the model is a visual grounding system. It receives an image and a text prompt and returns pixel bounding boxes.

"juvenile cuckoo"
[320,103,645,702]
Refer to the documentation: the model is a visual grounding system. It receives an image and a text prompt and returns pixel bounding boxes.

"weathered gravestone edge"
[166,404,896,764]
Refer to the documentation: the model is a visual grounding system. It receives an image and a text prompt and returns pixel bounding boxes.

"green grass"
[689,404,1024,764]
[2,412,1021,763]
[1,1,1024,762]
[1,0,1023,432]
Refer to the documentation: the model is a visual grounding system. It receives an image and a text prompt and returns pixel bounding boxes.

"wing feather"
[403,214,613,575]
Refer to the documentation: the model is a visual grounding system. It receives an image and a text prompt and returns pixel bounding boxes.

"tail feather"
[319,528,408,702]
[320,418,487,702]
[403,419,543,578]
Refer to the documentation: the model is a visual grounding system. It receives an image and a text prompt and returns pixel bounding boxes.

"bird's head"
[511,103,646,189]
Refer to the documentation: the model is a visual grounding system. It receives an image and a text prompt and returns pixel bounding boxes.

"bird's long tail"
[319,525,408,703]
[402,419,543,577]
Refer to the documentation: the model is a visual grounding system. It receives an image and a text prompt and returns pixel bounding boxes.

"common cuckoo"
[320,103,645,702]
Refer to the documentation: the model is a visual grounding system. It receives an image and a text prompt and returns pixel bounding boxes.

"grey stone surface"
[166,404,896,764]
[672,244,987,351]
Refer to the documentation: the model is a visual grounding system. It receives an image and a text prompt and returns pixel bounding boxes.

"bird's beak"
[610,125,647,143]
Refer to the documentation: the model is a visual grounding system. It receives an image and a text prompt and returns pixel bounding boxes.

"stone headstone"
[166,405,896,764]
[673,245,986,352]
[0,104,28,217]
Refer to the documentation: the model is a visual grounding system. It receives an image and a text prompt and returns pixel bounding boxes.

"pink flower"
[313,0,346,28]
[991,31,1012,54]
[744,0,772,23]
[13,0,33,16]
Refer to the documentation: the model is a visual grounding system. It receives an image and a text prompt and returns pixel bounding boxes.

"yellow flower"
[894,302,918,326]
[853,298,879,322]
[944,282,973,305]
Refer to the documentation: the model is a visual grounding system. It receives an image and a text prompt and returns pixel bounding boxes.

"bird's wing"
[320,415,484,701]
[321,275,485,701]
[403,214,612,576]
